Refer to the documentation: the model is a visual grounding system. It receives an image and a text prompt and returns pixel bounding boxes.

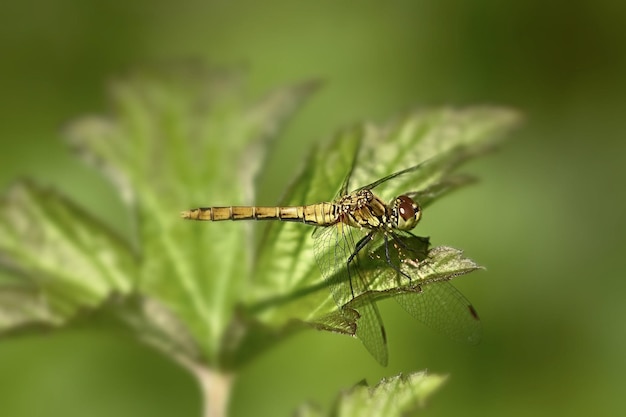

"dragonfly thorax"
[337,190,421,232]
[390,195,421,231]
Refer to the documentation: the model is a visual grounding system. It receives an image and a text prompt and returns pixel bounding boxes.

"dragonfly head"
[392,195,421,230]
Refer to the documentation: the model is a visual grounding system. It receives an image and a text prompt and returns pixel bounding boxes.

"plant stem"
[192,365,234,417]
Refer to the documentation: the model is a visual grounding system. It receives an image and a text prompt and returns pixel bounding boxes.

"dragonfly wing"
[313,223,388,366]
[359,232,481,344]
[348,293,388,366]
[406,174,477,209]
[347,107,519,203]
[394,281,482,344]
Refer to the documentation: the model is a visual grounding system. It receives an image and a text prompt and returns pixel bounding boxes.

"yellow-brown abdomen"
[181,203,338,226]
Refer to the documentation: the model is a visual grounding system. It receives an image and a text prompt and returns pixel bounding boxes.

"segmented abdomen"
[181,203,338,226]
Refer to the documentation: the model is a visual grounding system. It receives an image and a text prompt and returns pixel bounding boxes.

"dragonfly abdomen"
[181,203,338,226]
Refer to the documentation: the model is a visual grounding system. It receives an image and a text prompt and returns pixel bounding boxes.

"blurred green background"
[1,1,625,416]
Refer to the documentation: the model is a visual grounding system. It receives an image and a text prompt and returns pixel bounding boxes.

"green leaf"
[107,294,203,366]
[0,67,519,372]
[0,69,520,417]
[346,243,484,345]
[248,125,356,318]
[335,372,447,417]
[63,68,320,363]
[249,107,518,362]
[0,285,60,333]
[0,181,136,332]
[351,107,521,203]
[0,68,321,369]
[294,371,447,417]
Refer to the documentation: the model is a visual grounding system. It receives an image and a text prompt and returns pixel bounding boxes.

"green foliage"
[295,372,447,417]
[0,67,519,414]
[252,105,518,365]
[0,181,135,329]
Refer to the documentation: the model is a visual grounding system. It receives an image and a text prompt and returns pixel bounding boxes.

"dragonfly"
[181,164,481,365]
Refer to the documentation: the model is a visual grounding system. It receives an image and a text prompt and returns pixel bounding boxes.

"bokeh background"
[1,1,625,416]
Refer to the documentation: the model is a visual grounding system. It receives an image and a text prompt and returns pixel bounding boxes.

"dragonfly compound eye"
[395,195,421,230]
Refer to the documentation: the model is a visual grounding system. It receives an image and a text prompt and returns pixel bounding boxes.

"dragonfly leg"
[389,233,438,280]
[392,232,429,258]
[346,231,376,298]
[384,233,413,283]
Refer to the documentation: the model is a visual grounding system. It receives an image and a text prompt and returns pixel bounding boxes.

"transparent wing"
[394,281,482,344]
[406,174,476,209]
[356,151,472,206]
[348,107,520,203]
[359,232,482,344]
[313,222,388,366]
